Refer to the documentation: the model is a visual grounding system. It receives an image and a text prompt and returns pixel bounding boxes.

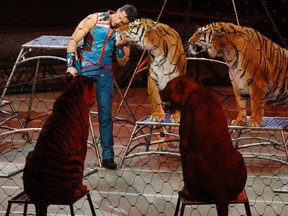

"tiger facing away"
[188,22,288,127]
[160,76,247,216]
[23,76,96,216]
[116,18,187,123]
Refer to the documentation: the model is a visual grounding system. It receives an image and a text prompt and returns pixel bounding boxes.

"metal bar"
[25,58,41,127]
[1,48,25,102]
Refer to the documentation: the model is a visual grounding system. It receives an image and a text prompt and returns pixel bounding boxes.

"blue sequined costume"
[78,11,116,160]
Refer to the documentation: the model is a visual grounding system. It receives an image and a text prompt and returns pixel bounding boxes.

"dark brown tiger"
[23,76,96,215]
[160,76,247,216]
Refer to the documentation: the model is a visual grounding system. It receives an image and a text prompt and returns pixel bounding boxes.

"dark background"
[0,0,287,87]
[1,0,287,42]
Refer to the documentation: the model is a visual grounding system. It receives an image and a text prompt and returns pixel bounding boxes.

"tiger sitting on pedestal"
[188,22,288,127]
[160,76,247,216]
[23,76,96,216]
[116,18,187,123]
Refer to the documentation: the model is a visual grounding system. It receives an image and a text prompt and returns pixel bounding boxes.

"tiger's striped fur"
[23,76,96,215]
[116,18,187,123]
[188,22,288,126]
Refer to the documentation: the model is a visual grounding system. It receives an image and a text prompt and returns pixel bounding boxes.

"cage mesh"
[1,5,288,214]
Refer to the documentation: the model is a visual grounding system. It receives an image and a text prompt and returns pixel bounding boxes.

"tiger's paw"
[81,184,88,191]
[74,189,81,197]
[178,186,193,200]
[73,184,88,197]
[171,111,181,123]
[156,143,168,151]
[230,119,246,126]
[247,118,262,127]
[150,112,165,122]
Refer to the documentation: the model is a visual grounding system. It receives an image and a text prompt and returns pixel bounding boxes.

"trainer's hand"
[66,67,78,77]
[116,35,129,46]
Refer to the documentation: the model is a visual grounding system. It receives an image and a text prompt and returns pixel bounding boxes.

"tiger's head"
[116,18,157,49]
[160,75,201,113]
[187,22,230,58]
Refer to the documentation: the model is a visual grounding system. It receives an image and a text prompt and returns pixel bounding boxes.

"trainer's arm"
[66,14,97,75]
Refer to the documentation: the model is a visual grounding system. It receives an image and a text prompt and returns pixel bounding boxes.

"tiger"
[160,76,247,216]
[188,22,288,127]
[116,18,187,123]
[23,75,96,215]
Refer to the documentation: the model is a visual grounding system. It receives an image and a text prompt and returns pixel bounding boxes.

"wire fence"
[1,1,288,213]
[0,53,288,215]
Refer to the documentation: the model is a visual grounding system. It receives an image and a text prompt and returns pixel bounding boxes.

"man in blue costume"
[66,4,138,169]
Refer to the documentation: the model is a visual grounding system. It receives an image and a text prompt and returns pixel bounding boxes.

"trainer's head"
[110,4,138,28]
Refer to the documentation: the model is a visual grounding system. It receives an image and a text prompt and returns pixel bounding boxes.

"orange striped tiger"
[23,76,96,215]
[188,22,288,126]
[116,18,187,123]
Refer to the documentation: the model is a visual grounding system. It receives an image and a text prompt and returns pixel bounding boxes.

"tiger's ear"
[174,78,184,94]
[65,72,74,84]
